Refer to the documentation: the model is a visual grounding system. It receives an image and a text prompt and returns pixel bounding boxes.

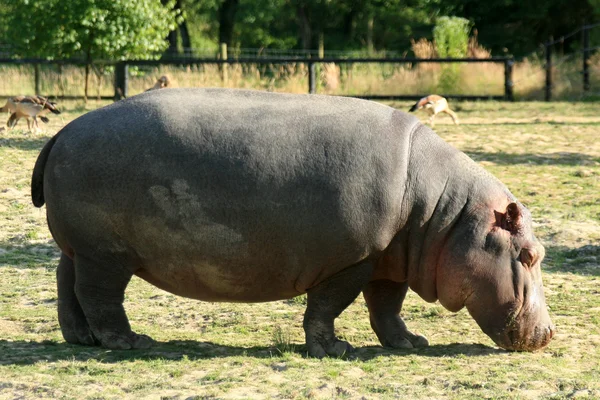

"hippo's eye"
[520,248,536,268]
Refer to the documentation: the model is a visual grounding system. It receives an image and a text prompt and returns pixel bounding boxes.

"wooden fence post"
[545,37,553,102]
[308,61,316,94]
[318,33,324,59]
[583,26,591,92]
[34,64,41,95]
[220,42,228,86]
[504,58,514,101]
[114,62,128,100]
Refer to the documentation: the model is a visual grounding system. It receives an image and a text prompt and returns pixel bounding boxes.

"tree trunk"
[218,0,239,46]
[343,9,356,43]
[177,0,191,53]
[162,0,181,57]
[166,29,179,57]
[367,15,374,55]
[180,20,191,54]
[296,4,312,50]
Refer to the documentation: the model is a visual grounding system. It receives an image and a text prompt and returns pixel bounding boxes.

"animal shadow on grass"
[543,244,600,276]
[0,135,52,152]
[0,339,502,366]
[464,151,600,166]
[0,240,59,269]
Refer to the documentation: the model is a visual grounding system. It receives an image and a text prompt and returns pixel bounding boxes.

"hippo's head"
[437,200,554,351]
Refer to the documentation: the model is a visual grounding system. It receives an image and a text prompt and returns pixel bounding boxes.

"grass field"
[0,97,599,399]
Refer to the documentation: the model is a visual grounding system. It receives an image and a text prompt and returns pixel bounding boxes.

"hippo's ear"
[520,248,537,268]
[494,202,522,234]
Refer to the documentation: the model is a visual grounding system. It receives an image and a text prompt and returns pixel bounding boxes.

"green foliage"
[433,16,471,58]
[433,16,471,93]
[235,0,298,49]
[1,0,597,60]
[4,0,180,60]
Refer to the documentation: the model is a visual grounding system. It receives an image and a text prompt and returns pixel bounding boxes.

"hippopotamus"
[31,88,554,356]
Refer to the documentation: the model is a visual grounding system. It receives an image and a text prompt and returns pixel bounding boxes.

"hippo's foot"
[58,305,97,346]
[57,253,97,346]
[306,335,354,358]
[303,260,374,358]
[363,279,430,350]
[94,331,155,350]
[373,321,429,349]
[69,253,153,350]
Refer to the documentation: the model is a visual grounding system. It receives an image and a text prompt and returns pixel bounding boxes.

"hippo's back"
[39,89,421,301]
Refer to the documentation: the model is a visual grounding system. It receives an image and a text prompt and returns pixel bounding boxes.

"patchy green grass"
[1,98,599,399]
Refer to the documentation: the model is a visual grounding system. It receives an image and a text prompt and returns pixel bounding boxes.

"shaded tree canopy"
[171,0,597,57]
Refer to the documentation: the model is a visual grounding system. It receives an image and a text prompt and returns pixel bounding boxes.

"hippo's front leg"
[363,280,429,349]
[303,260,373,358]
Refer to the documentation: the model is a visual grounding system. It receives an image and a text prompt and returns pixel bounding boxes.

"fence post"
[545,37,553,102]
[220,42,228,86]
[114,62,128,100]
[308,61,316,94]
[34,64,41,95]
[583,26,591,92]
[504,58,514,101]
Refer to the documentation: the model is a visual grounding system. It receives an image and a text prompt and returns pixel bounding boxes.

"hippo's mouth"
[492,306,555,351]
[496,323,554,351]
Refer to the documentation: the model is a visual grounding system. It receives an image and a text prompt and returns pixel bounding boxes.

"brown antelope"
[409,95,459,127]
[145,75,170,91]
[1,96,61,132]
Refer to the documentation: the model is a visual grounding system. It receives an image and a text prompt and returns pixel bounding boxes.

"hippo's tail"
[31,133,60,207]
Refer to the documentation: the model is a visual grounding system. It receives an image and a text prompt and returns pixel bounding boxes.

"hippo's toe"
[62,325,97,347]
[98,332,155,350]
[307,339,354,358]
[384,333,429,349]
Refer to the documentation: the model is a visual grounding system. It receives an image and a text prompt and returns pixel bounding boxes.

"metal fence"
[0,56,514,102]
[544,22,600,100]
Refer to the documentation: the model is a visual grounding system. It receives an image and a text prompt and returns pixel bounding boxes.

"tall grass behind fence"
[542,22,600,100]
[0,52,594,101]
[125,62,509,97]
[0,62,515,99]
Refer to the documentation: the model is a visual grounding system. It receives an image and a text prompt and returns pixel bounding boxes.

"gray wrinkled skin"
[31,88,554,355]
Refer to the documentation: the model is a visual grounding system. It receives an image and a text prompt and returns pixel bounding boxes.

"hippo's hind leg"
[73,253,154,350]
[363,280,429,349]
[57,253,96,345]
[303,260,373,358]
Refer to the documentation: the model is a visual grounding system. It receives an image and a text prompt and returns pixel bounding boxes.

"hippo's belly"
[115,210,367,303]
[134,260,303,302]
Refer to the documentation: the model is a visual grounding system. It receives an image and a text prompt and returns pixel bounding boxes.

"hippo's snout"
[495,322,555,352]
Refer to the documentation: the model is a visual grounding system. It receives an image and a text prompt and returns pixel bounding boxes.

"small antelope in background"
[409,95,459,127]
[0,95,61,132]
[145,75,170,92]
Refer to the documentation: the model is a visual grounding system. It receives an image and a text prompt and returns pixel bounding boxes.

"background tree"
[433,0,597,56]
[4,0,180,99]
[219,0,240,47]
[432,16,471,93]
[162,0,192,57]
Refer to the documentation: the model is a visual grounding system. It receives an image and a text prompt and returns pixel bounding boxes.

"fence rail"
[0,56,515,101]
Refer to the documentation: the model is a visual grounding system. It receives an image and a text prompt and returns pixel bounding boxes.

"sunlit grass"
[0,99,598,399]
